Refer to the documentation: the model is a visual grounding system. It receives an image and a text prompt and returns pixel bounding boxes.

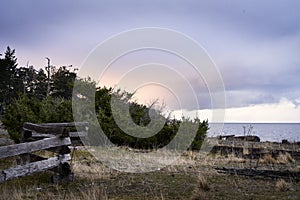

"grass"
[0,147,299,200]
[196,174,210,191]
[275,179,293,192]
[277,153,295,164]
[0,179,107,200]
[259,154,277,164]
[259,153,295,165]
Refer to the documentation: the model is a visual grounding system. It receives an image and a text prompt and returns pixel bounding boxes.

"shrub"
[2,94,73,143]
[94,87,208,150]
[3,85,209,150]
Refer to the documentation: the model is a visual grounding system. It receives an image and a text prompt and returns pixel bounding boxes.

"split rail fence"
[0,122,88,183]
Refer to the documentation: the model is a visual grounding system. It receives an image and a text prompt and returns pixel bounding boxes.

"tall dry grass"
[277,153,295,164]
[189,173,209,200]
[275,179,293,192]
[259,153,295,165]
[0,183,107,200]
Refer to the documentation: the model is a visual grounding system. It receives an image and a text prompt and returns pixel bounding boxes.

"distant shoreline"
[208,123,300,142]
[209,122,300,124]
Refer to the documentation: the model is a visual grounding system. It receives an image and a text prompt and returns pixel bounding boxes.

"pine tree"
[0,46,18,105]
[51,66,76,99]
[34,69,47,99]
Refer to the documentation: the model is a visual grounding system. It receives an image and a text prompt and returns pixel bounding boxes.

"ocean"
[208,123,300,142]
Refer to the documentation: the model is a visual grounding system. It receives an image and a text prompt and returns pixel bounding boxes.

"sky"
[1,0,300,122]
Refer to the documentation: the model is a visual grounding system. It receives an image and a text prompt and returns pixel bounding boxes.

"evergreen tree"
[0,46,18,105]
[51,66,76,99]
[34,69,47,99]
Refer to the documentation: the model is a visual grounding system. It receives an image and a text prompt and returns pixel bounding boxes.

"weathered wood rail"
[0,122,88,183]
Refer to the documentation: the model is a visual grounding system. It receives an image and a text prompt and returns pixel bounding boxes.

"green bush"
[94,87,208,150]
[3,86,208,150]
[2,94,73,143]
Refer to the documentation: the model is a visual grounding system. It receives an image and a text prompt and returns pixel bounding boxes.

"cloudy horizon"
[1,0,300,122]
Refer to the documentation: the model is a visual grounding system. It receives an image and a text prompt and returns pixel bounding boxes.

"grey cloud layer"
[1,0,300,109]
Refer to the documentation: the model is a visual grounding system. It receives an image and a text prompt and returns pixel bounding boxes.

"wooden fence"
[0,122,88,183]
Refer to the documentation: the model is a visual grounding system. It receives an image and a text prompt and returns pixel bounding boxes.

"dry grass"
[77,185,107,200]
[197,174,210,191]
[1,147,299,200]
[259,154,277,164]
[189,174,209,200]
[275,179,293,192]
[182,150,199,160]
[226,154,246,164]
[0,182,107,200]
[259,153,295,165]
[277,153,295,164]
[189,190,207,200]
[72,158,112,180]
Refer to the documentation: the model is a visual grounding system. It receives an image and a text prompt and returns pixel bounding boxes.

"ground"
[0,121,299,200]
[0,146,299,200]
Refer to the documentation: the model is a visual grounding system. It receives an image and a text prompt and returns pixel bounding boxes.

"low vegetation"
[259,153,295,165]
[0,147,299,200]
[275,179,293,192]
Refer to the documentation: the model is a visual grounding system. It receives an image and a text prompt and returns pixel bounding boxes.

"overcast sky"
[1,0,300,122]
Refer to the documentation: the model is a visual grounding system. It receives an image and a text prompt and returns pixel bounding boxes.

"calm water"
[208,123,300,142]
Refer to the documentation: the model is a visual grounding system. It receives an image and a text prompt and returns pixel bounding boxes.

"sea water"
[208,123,300,142]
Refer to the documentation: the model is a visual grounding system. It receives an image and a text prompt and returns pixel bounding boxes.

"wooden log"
[39,122,88,127]
[0,154,71,182]
[31,131,87,139]
[23,123,69,137]
[69,131,87,138]
[214,167,300,181]
[23,154,69,175]
[0,137,71,159]
[24,154,64,174]
[31,133,56,138]
[28,132,86,147]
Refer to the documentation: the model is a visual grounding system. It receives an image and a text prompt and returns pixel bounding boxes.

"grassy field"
[0,146,299,200]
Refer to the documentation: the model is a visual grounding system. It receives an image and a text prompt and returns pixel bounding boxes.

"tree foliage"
[0,47,76,109]
[0,46,19,105]
[51,66,76,98]
[1,46,209,150]
[2,95,73,142]
[93,86,208,150]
